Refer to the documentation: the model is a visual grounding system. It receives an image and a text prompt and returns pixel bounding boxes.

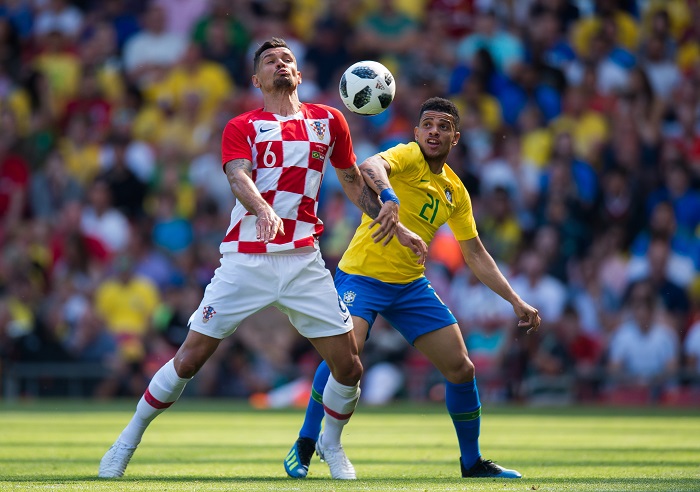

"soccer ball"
[339,61,396,116]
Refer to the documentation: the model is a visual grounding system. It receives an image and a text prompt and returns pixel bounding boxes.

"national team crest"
[202,306,216,323]
[444,185,453,204]
[343,291,356,305]
[310,121,326,140]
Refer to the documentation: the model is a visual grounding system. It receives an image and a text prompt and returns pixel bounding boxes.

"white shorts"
[189,250,353,340]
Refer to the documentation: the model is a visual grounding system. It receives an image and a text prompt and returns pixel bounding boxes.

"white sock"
[322,374,360,447]
[118,359,191,447]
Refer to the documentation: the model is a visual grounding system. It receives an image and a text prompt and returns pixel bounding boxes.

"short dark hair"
[253,37,290,73]
[419,97,460,128]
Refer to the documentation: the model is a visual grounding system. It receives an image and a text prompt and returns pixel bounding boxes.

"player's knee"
[442,356,475,384]
[331,355,363,386]
[173,354,204,379]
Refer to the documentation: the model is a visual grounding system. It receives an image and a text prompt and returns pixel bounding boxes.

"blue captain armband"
[380,188,400,205]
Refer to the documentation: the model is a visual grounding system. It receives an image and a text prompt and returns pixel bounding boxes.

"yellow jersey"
[338,142,478,283]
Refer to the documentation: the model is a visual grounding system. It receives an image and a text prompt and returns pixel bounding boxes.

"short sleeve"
[379,143,417,176]
[221,119,252,170]
[327,106,356,169]
[448,185,478,241]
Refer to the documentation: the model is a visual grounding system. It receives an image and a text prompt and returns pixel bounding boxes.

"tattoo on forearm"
[340,168,358,183]
[358,184,382,219]
[225,159,252,185]
[224,158,256,213]
[363,168,388,192]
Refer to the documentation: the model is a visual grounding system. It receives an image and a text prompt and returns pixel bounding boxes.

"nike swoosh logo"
[260,127,274,133]
[343,315,350,324]
[420,179,430,182]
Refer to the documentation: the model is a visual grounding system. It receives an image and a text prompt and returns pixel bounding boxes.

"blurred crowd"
[1,0,700,406]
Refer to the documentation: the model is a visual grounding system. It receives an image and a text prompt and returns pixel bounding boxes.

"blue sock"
[445,378,481,469]
[298,361,330,441]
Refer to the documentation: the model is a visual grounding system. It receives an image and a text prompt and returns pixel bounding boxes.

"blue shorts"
[335,269,457,345]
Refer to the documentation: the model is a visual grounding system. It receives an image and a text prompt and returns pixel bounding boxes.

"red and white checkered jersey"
[220,103,356,254]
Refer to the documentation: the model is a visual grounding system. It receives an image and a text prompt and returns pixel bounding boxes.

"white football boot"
[98,440,137,478]
[315,433,356,480]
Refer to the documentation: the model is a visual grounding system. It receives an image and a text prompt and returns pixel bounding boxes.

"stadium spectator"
[191,0,251,87]
[122,4,187,88]
[477,186,522,265]
[96,0,141,51]
[526,305,601,402]
[627,237,691,335]
[30,30,82,117]
[64,306,118,365]
[641,35,681,101]
[80,179,131,255]
[452,76,502,133]
[425,0,474,40]
[29,150,82,221]
[606,280,680,400]
[198,17,245,83]
[456,8,524,75]
[540,131,598,213]
[643,7,677,59]
[59,114,102,186]
[0,133,30,231]
[594,166,645,244]
[61,68,112,137]
[498,62,561,127]
[570,0,639,59]
[0,0,34,40]
[647,162,700,237]
[98,136,147,220]
[0,17,22,80]
[152,0,208,36]
[629,201,699,282]
[526,9,577,77]
[33,0,84,41]
[355,0,419,63]
[510,249,567,323]
[303,18,351,93]
[478,133,540,213]
[93,254,160,367]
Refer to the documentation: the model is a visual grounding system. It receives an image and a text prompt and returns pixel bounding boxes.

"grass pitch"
[0,400,698,491]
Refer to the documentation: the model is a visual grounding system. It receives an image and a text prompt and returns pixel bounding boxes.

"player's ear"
[452,131,461,146]
[413,127,419,141]
[251,74,260,88]
[296,70,302,85]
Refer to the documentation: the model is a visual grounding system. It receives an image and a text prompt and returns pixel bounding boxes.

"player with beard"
[98,38,426,481]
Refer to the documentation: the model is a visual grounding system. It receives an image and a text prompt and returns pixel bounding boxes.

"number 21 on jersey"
[419,192,440,224]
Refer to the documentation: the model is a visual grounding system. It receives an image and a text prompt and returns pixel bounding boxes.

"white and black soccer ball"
[339,61,396,116]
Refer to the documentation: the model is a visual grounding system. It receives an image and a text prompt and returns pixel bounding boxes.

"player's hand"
[369,201,399,245]
[255,206,285,243]
[513,299,540,335]
[395,223,428,265]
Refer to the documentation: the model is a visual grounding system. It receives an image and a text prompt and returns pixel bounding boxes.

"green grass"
[0,401,699,491]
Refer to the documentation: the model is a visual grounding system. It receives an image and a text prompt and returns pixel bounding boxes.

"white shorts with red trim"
[188,250,353,339]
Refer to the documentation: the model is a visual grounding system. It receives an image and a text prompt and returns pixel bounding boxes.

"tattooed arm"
[357,154,399,243]
[335,164,382,219]
[359,154,393,194]
[336,160,428,263]
[225,158,284,243]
